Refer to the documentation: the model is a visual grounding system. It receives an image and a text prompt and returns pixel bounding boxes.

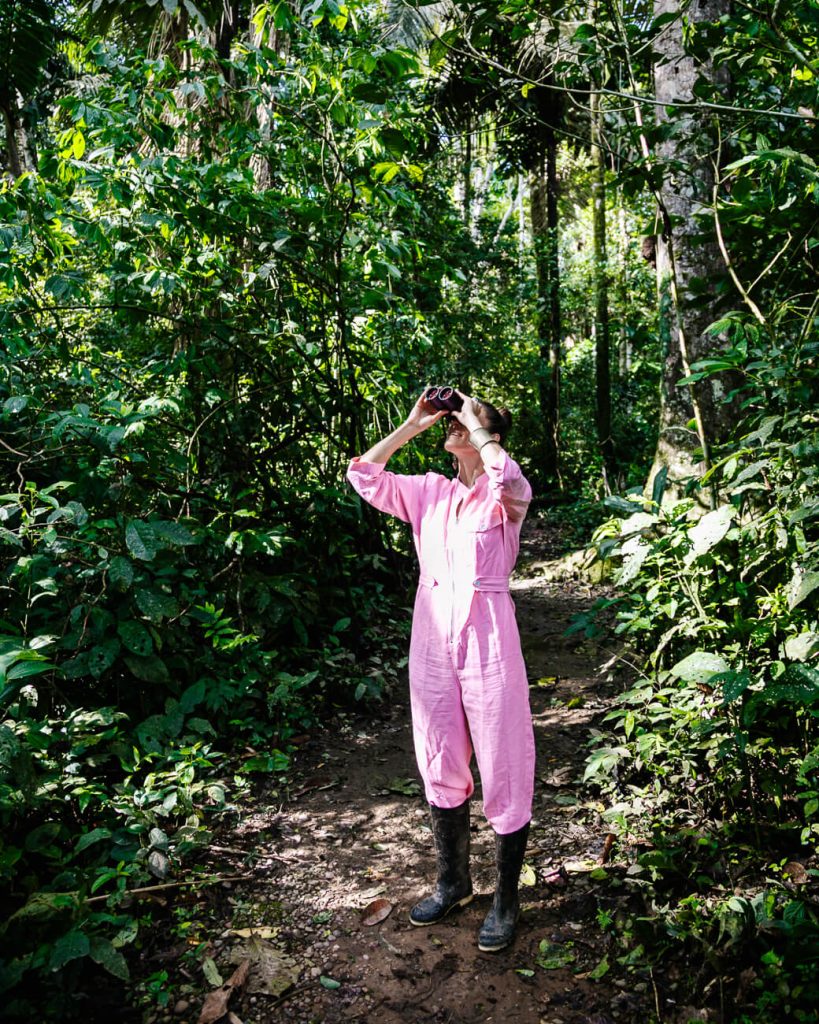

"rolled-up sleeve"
[346,458,426,525]
[484,449,532,523]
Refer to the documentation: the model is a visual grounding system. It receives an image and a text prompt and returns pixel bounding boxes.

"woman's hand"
[404,390,449,433]
[451,391,483,433]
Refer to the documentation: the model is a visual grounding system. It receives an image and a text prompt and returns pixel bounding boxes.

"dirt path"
[141,521,657,1024]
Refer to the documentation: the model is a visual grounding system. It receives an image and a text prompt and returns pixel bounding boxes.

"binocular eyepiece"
[424,385,463,412]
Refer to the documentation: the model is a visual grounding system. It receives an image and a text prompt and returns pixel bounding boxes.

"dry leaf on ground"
[360,898,393,926]
[229,934,299,996]
[197,959,250,1024]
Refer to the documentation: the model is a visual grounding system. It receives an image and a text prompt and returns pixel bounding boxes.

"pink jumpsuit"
[347,450,535,835]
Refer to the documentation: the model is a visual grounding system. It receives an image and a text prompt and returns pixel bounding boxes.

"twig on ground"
[85,873,251,904]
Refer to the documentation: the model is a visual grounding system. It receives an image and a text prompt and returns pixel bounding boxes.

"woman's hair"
[477,401,513,444]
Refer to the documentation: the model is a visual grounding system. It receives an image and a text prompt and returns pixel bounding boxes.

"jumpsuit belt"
[418,574,510,592]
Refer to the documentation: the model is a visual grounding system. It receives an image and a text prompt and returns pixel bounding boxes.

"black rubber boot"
[478,821,530,951]
[409,801,473,926]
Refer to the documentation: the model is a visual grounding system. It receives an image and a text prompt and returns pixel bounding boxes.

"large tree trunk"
[590,87,614,481]
[530,134,561,488]
[650,0,732,496]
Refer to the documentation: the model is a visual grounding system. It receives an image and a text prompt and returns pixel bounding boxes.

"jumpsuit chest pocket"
[467,510,504,554]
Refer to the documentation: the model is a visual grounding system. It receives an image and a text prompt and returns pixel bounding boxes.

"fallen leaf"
[516,968,535,977]
[783,861,809,885]
[361,898,393,926]
[197,959,250,1024]
[230,927,279,939]
[589,955,610,980]
[355,885,387,903]
[520,863,537,887]
[563,858,598,874]
[552,794,580,806]
[201,956,223,987]
[229,936,298,997]
[535,940,576,970]
[385,777,422,797]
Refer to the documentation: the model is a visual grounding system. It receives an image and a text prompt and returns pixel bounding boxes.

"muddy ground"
[130,519,688,1024]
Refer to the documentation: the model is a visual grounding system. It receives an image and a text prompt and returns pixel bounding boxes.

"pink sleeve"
[346,457,426,525]
[484,449,532,523]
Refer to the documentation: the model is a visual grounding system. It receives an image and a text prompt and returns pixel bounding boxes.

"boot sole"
[408,893,473,927]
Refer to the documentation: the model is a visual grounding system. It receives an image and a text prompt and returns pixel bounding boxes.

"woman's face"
[443,416,472,454]
[443,408,497,455]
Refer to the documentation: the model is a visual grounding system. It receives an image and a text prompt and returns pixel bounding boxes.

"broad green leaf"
[617,536,651,585]
[49,930,90,971]
[650,466,668,508]
[670,651,730,684]
[87,639,120,678]
[787,569,819,611]
[782,633,819,662]
[26,822,61,852]
[117,620,153,656]
[6,659,53,681]
[135,588,179,622]
[89,937,129,980]
[75,827,112,854]
[108,556,134,590]
[125,520,157,561]
[684,506,735,564]
[152,520,195,546]
[124,654,169,683]
[603,495,644,515]
[722,671,752,703]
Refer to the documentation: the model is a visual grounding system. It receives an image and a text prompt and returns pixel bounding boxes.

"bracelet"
[469,427,494,452]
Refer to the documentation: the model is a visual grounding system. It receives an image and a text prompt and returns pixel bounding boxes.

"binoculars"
[424,385,463,412]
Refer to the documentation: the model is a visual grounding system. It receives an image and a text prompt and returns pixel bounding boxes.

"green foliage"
[583,316,819,1018]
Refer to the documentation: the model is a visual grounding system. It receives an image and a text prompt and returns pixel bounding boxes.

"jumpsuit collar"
[455,468,489,493]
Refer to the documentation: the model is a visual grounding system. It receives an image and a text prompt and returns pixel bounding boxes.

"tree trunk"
[617,202,632,389]
[590,87,614,480]
[650,0,732,497]
[1,99,23,179]
[530,136,561,488]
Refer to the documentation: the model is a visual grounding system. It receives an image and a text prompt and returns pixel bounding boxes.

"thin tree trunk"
[590,87,614,479]
[530,137,561,487]
[617,202,632,388]
[463,126,473,232]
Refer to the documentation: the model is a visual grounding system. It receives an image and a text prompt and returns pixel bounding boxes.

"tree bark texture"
[1,100,23,179]
[530,138,561,487]
[591,87,614,477]
[651,0,731,492]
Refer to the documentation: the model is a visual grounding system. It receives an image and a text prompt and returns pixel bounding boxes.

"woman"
[346,388,535,952]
